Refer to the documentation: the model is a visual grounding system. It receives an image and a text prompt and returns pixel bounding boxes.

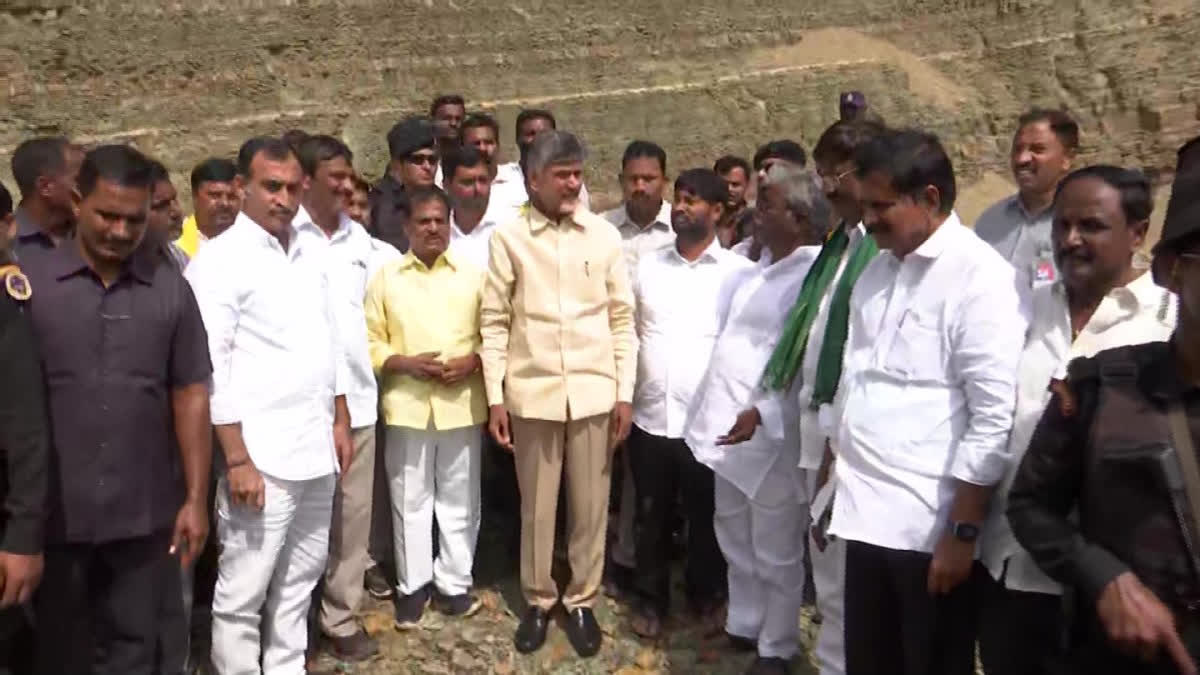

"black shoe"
[323,628,379,662]
[727,631,757,652]
[513,606,550,653]
[746,656,791,675]
[564,607,602,657]
[392,587,429,630]
[602,560,634,598]
[364,564,393,600]
[436,590,482,617]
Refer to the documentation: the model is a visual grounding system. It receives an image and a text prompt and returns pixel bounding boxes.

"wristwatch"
[949,521,980,542]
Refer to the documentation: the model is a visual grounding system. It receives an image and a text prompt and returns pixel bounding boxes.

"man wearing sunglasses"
[369,117,440,253]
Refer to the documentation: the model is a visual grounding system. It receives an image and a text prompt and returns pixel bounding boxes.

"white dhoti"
[808,467,846,675]
[714,451,808,660]
[210,472,336,675]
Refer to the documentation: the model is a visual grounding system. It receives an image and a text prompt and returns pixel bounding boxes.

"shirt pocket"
[883,308,949,384]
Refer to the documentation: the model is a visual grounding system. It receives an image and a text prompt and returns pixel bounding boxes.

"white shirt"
[797,222,870,470]
[829,214,1026,553]
[492,161,591,221]
[185,211,349,481]
[633,239,754,438]
[685,245,821,498]
[981,270,1175,593]
[293,206,401,430]
[602,200,675,277]
[448,211,501,270]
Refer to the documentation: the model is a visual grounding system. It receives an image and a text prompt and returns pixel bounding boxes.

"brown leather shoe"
[324,628,379,662]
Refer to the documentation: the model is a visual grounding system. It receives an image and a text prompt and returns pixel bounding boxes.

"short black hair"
[753,140,807,171]
[515,109,556,137]
[1017,108,1080,154]
[11,136,71,198]
[441,144,488,184]
[237,136,296,177]
[855,129,957,215]
[147,158,171,185]
[297,135,353,177]
[430,94,466,117]
[621,140,667,175]
[190,157,238,193]
[77,144,155,199]
[461,112,500,139]
[813,120,890,166]
[0,181,13,220]
[713,155,751,178]
[1055,165,1153,224]
[674,168,729,206]
[281,129,310,153]
[405,185,451,216]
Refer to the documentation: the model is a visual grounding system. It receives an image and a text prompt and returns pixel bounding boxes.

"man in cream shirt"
[481,130,635,659]
[978,166,1175,675]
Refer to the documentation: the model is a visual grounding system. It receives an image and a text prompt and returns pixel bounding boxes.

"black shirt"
[12,207,69,273]
[25,242,212,544]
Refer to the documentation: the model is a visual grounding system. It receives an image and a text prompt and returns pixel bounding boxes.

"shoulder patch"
[0,266,31,302]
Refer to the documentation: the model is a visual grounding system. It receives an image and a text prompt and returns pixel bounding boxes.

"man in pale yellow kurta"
[364,187,488,628]
[480,131,636,658]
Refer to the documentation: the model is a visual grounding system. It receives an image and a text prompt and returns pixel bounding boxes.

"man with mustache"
[430,94,466,183]
[25,145,213,675]
[176,158,240,258]
[977,109,1079,307]
[461,113,524,227]
[445,144,501,270]
[600,140,673,598]
[370,117,440,253]
[145,160,190,272]
[979,166,1174,675]
[626,168,751,639]
[10,137,83,270]
[713,155,754,249]
[293,135,400,663]
[490,109,592,218]
[482,130,635,658]
[186,137,354,674]
[732,140,808,261]
[365,186,488,629]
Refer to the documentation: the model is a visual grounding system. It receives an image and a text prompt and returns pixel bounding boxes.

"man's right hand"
[0,552,42,607]
[489,404,513,452]
[227,460,266,510]
[1097,571,1197,674]
[384,352,443,380]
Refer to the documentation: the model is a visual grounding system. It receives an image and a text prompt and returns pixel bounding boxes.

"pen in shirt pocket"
[585,260,590,277]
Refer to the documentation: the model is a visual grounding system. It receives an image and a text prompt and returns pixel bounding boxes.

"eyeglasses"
[816,167,855,188]
[405,153,438,167]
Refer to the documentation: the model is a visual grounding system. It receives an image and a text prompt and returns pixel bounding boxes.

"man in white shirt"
[829,130,1025,675]
[975,109,1079,307]
[491,109,591,218]
[460,113,523,228]
[761,118,886,675]
[445,145,501,270]
[186,137,355,675]
[292,136,401,663]
[978,166,1174,675]
[599,140,673,597]
[627,168,752,638]
[686,165,833,675]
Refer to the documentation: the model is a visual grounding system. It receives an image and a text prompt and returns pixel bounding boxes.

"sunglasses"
[405,153,438,167]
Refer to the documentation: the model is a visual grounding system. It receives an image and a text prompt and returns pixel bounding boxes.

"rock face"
[1,0,1196,225]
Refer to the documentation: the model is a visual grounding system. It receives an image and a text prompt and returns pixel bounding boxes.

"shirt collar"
[48,238,155,285]
[397,248,458,272]
[293,204,354,242]
[667,237,723,265]
[906,211,962,261]
[762,243,821,275]
[618,200,672,235]
[14,206,70,243]
[451,211,496,238]
[1053,269,1164,316]
[1009,193,1053,222]
[527,204,583,233]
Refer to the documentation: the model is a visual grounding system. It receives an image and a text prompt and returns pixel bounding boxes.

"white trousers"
[386,424,482,596]
[714,453,807,660]
[806,467,847,675]
[210,472,335,675]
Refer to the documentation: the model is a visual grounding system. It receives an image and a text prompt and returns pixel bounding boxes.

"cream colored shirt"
[481,204,636,422]
[364,249,488,431]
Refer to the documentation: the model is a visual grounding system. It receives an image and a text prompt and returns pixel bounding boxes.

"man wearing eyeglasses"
[369,117,440,253]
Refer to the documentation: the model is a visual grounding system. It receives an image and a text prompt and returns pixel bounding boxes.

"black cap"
[1154,135,1200,254]
[386,117,436,160]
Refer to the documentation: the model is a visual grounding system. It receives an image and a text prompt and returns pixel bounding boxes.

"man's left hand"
[170,500,209,569]
[609,402,633,450]
[927,529,975,595]
[717,408,761,446]
[334,422,355,476]
[440,354,480,385]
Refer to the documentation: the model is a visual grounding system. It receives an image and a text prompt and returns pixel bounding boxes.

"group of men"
[1,84,1200,675]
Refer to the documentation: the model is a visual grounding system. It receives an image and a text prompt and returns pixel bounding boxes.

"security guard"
[0,180,49,675]
[1008,135,1200,675]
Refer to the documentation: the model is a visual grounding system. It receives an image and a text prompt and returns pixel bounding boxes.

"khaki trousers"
[511,414,612,611]
[319,425,376,638]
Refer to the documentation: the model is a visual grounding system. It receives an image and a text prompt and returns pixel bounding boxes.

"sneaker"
[364,564,394,600]
[436,591,482,617]
[392,587,429,630]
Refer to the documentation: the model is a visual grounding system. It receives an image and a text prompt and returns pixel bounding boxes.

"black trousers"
[627,425,726,615]
[843,540,981,675]
[34,529,173,675]
[978,572,1064,675]
[0,606,33,675]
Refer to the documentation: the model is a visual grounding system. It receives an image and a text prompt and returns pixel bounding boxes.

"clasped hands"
[386,351,480,385]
